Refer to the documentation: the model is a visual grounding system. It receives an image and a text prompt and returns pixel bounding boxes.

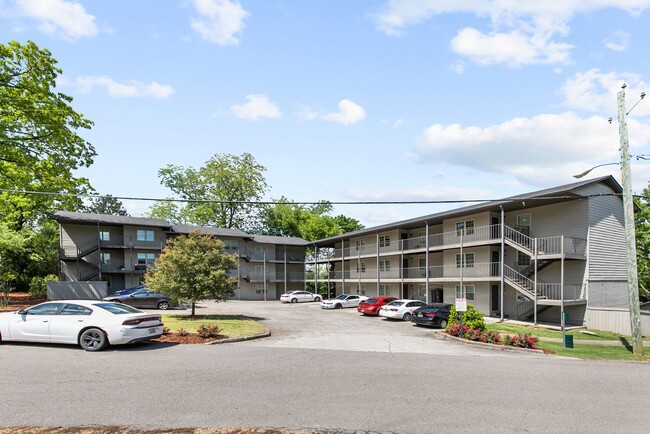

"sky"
[2,0,650,228]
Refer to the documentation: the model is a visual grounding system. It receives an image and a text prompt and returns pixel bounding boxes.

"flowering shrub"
[162,326,171,335]
[446,323,538,349]
[447,304,486,331]
[177,328,189,337]
[197,324,222,338]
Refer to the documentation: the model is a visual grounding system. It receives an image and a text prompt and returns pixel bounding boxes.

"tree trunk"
[191,301,196,317]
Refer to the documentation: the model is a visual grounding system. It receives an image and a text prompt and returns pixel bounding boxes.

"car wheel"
[439,319,448,329]
[158,301,170,310]
[79,328,108,352]
[335,303,342,309]
[314,297,321,302]
[291,298,298,303]
[403,312,412,321]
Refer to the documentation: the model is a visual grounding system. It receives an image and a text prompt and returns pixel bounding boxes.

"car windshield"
[335,295,348,300]
[94,302,143,314]
[387,301,405,306]
[363,299,379,304]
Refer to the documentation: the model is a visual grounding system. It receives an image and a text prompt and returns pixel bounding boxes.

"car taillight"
[123,317,160,326]
[389,308,397,311]
[424,313,438,318]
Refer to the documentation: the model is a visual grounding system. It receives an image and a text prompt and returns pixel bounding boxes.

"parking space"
[175,300,541,357]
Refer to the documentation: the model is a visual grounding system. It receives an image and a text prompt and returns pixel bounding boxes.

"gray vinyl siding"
[505,200,589,240]
[586,189,627,280]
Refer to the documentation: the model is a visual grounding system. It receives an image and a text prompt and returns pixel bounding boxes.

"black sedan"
[103,290,171,310]
[410,303,452,328]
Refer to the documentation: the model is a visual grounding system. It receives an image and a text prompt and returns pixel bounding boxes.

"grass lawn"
[486,322,650,361]
[162,314,267,338]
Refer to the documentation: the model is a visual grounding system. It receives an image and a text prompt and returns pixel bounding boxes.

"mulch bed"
[0,293,227,345]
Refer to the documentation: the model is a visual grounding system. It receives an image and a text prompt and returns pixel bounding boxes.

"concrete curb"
[432,331,545,354]
[206,329,271,345]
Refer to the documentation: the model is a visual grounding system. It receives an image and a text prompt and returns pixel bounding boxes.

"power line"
[0,188,622,206]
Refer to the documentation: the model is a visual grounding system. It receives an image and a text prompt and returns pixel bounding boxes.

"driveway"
[169,300,542,357]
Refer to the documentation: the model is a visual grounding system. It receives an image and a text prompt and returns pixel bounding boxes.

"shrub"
[177,328,189,337]
[504,333,539,349]
[447,303,486,331]
[162,326,171,335]
[29,274,58,297]
[197,324,222,338]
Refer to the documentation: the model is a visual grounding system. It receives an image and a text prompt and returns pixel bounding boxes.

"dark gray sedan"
[103,290,171,310]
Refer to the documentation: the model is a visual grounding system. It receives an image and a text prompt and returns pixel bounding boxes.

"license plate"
[418,313,423,317]
[148,327,157,334]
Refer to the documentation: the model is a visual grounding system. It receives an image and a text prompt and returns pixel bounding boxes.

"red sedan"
[357,296,398,316]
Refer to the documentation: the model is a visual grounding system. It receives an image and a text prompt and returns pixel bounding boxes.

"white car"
[321,294,368,309]
[0,300,164,352]
[280,290,322,303]
[378,299,429,321]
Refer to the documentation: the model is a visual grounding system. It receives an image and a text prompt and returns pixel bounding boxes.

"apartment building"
[307,176,632,331]
[52,211,308,300]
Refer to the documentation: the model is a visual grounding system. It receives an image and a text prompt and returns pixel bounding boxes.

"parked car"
[114,285,145,296]
[410,303,453,328]
[280,290,322,303]
[321,294,368,309]
[378,299,429,321]
[103,290,172,310]
[357,296,398,315]
[0,300,164,351]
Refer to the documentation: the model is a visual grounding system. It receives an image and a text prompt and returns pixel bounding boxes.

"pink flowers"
[446,323,538,349]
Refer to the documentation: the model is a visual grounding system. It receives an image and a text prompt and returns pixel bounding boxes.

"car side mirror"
[17,309,27,315]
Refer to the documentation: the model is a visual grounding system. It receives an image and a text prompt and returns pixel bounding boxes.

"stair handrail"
[504,265,536,297]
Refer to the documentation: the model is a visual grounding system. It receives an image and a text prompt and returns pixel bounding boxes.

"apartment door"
[431,288,443,303]
[491,284,500,314]
[402,284,409,299]
[491,251,500,277]
[491,216,500,239]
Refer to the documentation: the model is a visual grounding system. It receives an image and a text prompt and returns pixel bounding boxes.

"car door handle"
[42,320,49,322]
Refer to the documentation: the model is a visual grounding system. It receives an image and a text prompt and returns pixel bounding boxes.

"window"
[356,262,366,273]
[99,230,110,241]
[455,285,475,301]
[137,253,156,265]
[100,252,111,264]
[456,219,475,236]
[379,235,391,248]
[59,304,92,316]
[355,284,366,295]
[255,284,265,294]
[517,251,531,267]
[418,231,426,245]
[455,252,475,268]
[355,240,365,251]
[419,258,426,270]
[223,240,238,251]
[379,259,391,271]
[136,230,155,242]
[379,284,391,296]
[25,303,64,315]
[418,283,426,297]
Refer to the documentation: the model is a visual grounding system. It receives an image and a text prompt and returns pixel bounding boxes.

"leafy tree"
[257,198,364,241]
[0,223,27,305]
[152,153,268,230]
[635,186,650,298]
[145,231,238,316]
[144,200,190,225]
[85,194,129,216]
[1,40,95,230]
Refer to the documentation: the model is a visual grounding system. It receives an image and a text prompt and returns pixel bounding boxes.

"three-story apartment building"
[52,211,308,300]
[307,176,630,331]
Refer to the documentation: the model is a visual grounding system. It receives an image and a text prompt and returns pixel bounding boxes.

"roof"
[51,211,171,228]
[313,176,622,245]
[170,224,250,238]
[250,234,311,246]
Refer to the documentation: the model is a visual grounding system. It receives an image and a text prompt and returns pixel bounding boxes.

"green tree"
[144,200,190,225]
[635,186,650,298]
[145,231,238,316]
[85,194,129,216]
[257,198,364,241]
[0,223,27,306]
[152,153,268,230]
[1,40,95,230]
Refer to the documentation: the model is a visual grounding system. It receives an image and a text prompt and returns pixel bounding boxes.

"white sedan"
[321,294,368,309]
[280,290,322,303]
[379,299,429,321]
[0,300,164,351]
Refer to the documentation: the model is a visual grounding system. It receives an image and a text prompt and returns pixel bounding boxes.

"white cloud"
[604,30,630,51]
[14,0,98,40]
[373,0,650,67]
[414,112,650,185]
[72,76,174,99]
[189,0,249,46]
[561,69,650,115]
[451,27,572,67]
[230,94,281,120]
[322,99,367,125]
[344,186,491,202]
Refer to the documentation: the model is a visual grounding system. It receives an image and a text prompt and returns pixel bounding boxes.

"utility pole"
[617,85,644,356]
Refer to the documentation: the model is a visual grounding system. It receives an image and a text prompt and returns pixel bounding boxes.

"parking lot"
[166,299,539,357]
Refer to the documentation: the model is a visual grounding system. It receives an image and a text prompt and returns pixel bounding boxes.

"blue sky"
[2,0,650,227]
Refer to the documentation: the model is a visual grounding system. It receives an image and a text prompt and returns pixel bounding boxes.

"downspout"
[500,206,505,321]
[97,221,102,281]
[376,232,380,297]
[284,244,287,294]
[561,235,565,322]
[534,237,538,326]
[341,238,345,297]
[425,221,429,304]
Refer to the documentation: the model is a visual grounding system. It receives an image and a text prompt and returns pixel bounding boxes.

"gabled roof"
[251,234,311,246]
[170,224,250,238]
[51,211,171,228]
[313,175,622,245]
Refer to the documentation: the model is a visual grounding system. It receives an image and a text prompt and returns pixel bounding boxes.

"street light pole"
[617,86,644,356]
